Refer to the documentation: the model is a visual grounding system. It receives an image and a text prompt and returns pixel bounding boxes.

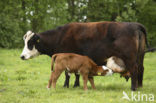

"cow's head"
[20,31,40,60]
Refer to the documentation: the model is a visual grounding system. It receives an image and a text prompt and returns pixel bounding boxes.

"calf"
[47,53,113,90]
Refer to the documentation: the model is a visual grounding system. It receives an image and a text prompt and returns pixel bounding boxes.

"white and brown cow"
[20,21,155,90]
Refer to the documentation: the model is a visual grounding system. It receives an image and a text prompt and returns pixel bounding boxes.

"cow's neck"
[37,31,59,57]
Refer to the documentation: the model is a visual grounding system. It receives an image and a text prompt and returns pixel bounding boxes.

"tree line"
[0,0,156,48]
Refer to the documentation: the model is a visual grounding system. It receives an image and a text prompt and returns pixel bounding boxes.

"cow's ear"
[23,34,27,40]
[34,34,40,43]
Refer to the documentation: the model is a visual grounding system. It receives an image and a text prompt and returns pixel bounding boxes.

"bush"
[0,13,23,48]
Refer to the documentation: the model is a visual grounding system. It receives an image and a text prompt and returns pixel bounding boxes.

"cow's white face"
[20,31,40,60]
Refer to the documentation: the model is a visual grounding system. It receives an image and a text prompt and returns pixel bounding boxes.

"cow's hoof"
[73,84,80,88]
[131,87,137,91]
[63,85,69,88]
[63,84,67,87]
[125,76,130,82]
[63,85,66,88]
[138,84,143,88]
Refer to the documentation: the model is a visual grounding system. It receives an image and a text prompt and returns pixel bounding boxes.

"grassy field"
[0,49,155,103]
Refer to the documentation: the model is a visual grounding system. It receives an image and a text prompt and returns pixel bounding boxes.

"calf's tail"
[144,48,156,53]
[51,54,57,72]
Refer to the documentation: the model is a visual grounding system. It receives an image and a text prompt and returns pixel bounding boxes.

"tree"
[0,0,156,48]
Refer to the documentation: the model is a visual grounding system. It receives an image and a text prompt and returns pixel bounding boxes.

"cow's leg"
[73,73,80,88]
[138,65,144,88]
[88,77,96,90]
[63,71,70,88]
[138,54,145,88]
[130,64,138,91]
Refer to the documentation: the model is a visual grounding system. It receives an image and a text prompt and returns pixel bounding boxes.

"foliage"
[137,0,156,46]
[0,0,156,48]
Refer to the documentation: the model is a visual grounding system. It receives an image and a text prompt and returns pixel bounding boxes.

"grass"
[0,48,156,103]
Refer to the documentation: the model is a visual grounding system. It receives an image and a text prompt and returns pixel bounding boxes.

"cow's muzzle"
[20,56,26,60]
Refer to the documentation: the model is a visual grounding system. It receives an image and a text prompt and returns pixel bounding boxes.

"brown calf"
[47,53,113,90]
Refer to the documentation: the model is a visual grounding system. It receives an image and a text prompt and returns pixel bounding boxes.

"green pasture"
[0,49,155,103]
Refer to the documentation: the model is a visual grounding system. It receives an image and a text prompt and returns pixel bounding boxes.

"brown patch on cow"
[140,34,146,51]
[121,71,131,77]
[135,33,139,52]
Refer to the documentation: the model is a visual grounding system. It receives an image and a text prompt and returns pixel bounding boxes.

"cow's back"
[39,21,145,66]
[57,22,142,64]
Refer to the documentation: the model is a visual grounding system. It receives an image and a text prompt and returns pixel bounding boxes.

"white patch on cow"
[20,31,40,60]
[102,65,113,76]
[66,66,71,76]
[68,73,71,76]
[102,65,109,70]
[66,66,70,71]
[106,57,125,73]
[78,70,80,74]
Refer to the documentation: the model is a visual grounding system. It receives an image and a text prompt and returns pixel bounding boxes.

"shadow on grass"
[94,84,129,91]
[0,88,7,92]
[51,83,130,93]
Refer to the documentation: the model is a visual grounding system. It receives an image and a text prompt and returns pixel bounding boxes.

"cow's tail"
[145,48,156,53]
[51,54,57,72]
[138,24,156,53]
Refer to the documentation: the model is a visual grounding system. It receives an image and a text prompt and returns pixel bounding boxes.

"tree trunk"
[67,0,75,21]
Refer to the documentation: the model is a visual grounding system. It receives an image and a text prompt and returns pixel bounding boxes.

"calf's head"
[20,31,40,60]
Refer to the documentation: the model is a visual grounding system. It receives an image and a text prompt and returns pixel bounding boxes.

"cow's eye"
[27,40,34,50]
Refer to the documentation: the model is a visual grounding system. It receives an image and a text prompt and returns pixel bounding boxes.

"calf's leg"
[82,74,88,91]
[52,70,63,89]
[47,71,53,88]
[48,69,63,89]
[88,77,96,90]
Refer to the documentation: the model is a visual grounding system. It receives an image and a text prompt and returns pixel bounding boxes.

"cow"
[47,53,113,90]
[20,21,153,91]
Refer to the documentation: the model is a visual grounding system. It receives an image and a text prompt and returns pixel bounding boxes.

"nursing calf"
[47,53,113,90]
